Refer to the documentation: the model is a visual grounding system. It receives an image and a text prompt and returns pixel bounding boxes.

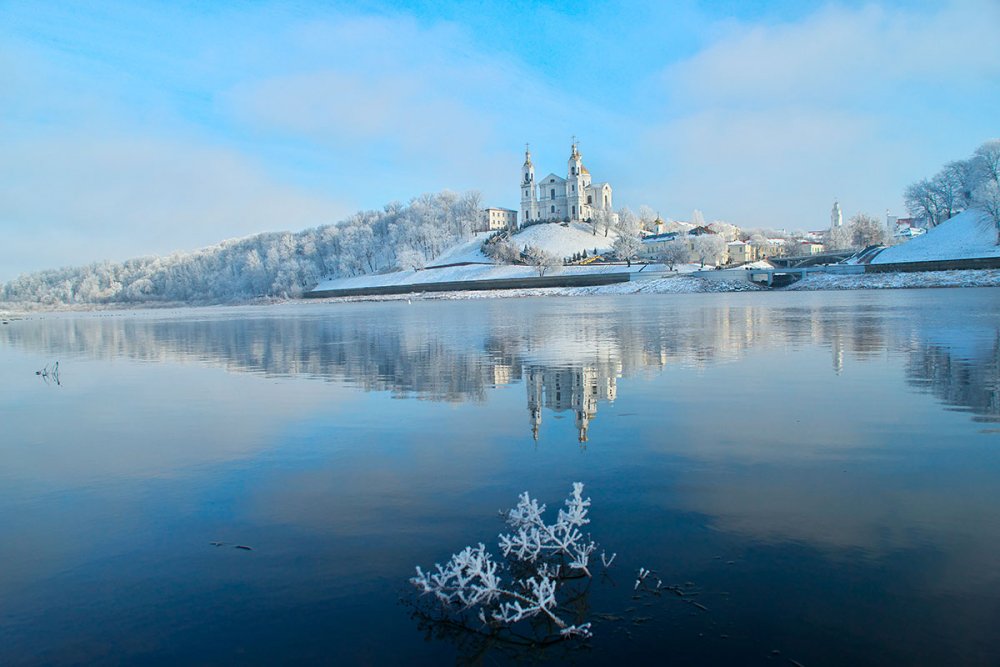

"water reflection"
[3,290,1000,665]
[527,362,619,442]
[4,292,999,431]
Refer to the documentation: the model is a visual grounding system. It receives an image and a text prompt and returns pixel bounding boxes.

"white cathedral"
[520,141,614,224]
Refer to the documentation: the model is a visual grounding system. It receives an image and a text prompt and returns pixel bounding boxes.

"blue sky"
[1,0,998,280]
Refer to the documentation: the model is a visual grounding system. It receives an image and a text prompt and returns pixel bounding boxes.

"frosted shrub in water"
[499,482,596,577]
[411,483,601,640]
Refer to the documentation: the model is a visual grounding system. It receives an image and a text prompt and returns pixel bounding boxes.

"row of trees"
[905,140,1000,241]
[1,191,483,305]
[825,213,889,250]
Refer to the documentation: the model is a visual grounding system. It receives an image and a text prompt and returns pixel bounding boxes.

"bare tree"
[691,209,705,227]
[929,166,963,223]
[904,179,942,227]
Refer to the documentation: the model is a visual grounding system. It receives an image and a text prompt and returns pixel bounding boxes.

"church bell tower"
[521,145,538,225]
[567,139,586,222]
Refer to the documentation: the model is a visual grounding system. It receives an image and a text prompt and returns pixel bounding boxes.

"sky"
[1,0,998,280]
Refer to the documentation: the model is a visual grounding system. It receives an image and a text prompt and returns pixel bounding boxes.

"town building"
[727,240,753,265]
[482,207,518,231]
[520,141,614,224]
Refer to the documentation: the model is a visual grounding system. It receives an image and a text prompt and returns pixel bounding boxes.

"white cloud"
[631,0,1000,228]
[664,1,1000,106]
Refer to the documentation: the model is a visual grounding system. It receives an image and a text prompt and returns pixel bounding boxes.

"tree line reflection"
[4,296,999,437]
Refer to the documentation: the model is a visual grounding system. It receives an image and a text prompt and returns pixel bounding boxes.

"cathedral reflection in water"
[526,362,620,442]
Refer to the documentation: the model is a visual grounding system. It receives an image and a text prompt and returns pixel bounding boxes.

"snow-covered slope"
[311,262,657,292]
[426,222,616,267]
[427,233,492,265]
[873,209,1000,264]
[511,222,616,259]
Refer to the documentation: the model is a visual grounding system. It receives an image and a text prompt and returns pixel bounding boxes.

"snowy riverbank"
[3,269,999,312]
[307,269,1000,303]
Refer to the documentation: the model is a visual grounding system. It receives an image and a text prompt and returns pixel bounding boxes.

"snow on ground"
[426,233,492,266]
[785,269,1000,290]
[312,222,625,292]
[311,262,659,291]
[510,221,616,259]
[307,215,1000,296]
[313,273,764,303]
[311,269,1000,304]
[872,209,1000,264]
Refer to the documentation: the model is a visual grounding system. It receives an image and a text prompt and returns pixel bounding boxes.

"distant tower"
[521,144,538,225]
[831,200,843,228]
[567,139,586,222]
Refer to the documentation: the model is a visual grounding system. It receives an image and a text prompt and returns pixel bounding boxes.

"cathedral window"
[551,205,555,213]
[572,185,576,191]
[550,188,555,199]
[587,195,592,204]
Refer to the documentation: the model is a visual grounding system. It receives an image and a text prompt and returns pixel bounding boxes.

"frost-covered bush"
[411,483,603,641]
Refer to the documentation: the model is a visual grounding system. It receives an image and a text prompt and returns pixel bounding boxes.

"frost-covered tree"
[524,246,562,277]
[691,209,705,227]
[0,190,485,306]
[611,208,643,263]
[975,180,1000,244]
[973,140,1000,243]
[657,239,690,270]
[396,248,426,271]
[637,205,657,231]
[592,207,615,238]
[484,239,522,265]
[825,224,854,250]
[691,234,725,268]
[903,139,1000,243]
[975,140,1000,185]
[611,232,643,264]
[849,213,888,248]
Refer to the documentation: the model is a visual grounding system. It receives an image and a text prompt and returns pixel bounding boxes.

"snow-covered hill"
[426,223,617,267]
[511,222,617,259]
[873,210,1000,264]
[311,222,628,293]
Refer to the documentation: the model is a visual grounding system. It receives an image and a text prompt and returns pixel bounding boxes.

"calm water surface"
[1,289,999,665]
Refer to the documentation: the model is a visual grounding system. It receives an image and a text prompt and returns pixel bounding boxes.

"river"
[1,288,998,665]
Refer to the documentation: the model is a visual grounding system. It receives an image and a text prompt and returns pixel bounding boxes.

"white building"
[482,207,518,231]
[520,141,614,224]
